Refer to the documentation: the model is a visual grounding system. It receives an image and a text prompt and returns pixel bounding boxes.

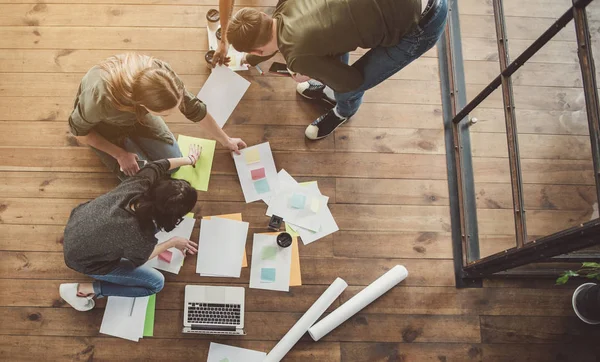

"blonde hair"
[98,53,183,121]
[227,8,273,53]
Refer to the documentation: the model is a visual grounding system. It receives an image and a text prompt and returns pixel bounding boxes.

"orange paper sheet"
[203,213,248,268]
[261,232,302,286]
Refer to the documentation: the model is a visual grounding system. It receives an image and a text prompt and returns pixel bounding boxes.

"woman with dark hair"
[59,145,201,311]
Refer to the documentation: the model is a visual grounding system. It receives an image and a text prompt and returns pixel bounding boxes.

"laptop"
[182,285,245,335]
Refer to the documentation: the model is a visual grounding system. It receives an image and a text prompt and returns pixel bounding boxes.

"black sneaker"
[296,80,336,107]
[305,109,348,140]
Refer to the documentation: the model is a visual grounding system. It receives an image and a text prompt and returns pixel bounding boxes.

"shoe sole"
[308,117,350,140]
[297,90,337,107]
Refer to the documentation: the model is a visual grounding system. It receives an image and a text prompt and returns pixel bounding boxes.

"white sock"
[332,107,346,119]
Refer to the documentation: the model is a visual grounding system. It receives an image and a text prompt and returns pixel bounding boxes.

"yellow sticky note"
[244,148,260,164]
[310,198,320,213]
[204,213,248,267]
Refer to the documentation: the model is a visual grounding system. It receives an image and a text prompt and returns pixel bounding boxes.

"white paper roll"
[263,278,348,362]
[308,265,408,341]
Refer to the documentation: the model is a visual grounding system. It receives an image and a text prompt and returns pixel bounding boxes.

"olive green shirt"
[248,0,421,93]
[68,58,207,145]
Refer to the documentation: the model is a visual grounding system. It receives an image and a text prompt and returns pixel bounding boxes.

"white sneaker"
[59,283,95,312]
[296,80,337,107]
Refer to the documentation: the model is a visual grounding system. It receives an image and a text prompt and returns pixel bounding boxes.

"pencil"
[130,297,136,316]
[255,64,264,75]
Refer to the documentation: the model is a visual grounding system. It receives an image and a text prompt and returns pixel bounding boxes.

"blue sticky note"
[261,268,276,283]
[253,179,270,194]
[290,193,306,209]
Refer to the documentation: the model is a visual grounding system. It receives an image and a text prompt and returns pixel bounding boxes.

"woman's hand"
[187,143,202,166]
[117,151,140,176]
[169,236,198,255]
[224,137,247,155]
[212,41,231,67]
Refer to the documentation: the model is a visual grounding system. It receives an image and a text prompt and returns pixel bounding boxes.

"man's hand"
[117,151,140,176]
[291,72,311,83]
[212,41,231,67]
[224,137,247,155]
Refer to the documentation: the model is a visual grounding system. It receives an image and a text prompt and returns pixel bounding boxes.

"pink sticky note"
[251,167,266,180]
[158,250,173,263]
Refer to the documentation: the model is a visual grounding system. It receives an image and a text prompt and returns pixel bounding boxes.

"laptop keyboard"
[187,303,241,325]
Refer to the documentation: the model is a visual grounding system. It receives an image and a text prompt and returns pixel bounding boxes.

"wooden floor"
[1,0,600,361]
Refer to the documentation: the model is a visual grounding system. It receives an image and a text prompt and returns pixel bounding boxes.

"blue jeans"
[88,259,165,298]
[335,0,449,117]
[93,135,183,181]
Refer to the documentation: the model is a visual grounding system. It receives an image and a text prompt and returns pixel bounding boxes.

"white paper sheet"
[197,65,250,128]
[207,342,266,362]
[144,216,195,274]
[233,142,280,203]
[266,184,329,232]
[263,278,348,362]
[249,233,292,292]
[100,296,149,342]
[288,203,339,245]
[196,217,249,277]
[308,265,409,341]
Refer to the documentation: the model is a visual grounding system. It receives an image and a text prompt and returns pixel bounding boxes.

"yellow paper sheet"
[204,213,248,267]
[261,232,302,286]
[172,135,216,192]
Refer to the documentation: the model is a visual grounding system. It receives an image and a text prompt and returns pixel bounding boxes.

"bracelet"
[188,155,195,165]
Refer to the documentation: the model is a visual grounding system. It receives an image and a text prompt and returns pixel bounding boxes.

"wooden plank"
[480,316,600,344]
[461,37,580,64]
[0,307,480,342]
[478,208,594,236]
[341,343,484,362]
[335,128,445,154]
[0,251,456,286]
[0,122,337,152]
[468,107,590,136]
[0,0,273,5]
[1,279,576,317]
[0,225,65,252]
[0,336,340,362]
[333,231,452,259]
[0,96,446,131]
[0,49,439,80]
[481,343,600,362]
[459,0,573,18]
[0,4,269,28]
[0,170,335,202]
[336,178,449,206]
[0,147,450,178]
[475,183,596,211]
[0,73,443,105]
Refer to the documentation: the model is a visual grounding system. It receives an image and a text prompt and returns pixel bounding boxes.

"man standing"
[225,0,448,140]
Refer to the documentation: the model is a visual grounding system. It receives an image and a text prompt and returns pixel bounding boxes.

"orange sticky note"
[259,232,302,286]
[203,213,248,268]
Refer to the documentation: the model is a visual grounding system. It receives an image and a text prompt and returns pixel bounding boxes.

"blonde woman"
[69,53,246,179]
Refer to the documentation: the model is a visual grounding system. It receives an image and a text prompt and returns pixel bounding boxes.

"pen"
[130,297,136,316]
[255,64,264,75]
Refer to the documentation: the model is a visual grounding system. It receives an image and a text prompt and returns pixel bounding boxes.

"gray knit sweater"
[63,160,170,275]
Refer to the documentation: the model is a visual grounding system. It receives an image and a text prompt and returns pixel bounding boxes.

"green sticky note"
[285,222,299,238]
[253,179,270,194]
[143,294,156,337]
[290,193,306,209]
[261,267,276,283]
[219,359,230,362]
[172,135,216,192]
[261,246,277,260]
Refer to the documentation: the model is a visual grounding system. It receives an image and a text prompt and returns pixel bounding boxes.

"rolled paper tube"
[263,278,348,362]
[308,265,408,341]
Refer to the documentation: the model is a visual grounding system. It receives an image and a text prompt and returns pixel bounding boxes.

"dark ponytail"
[135,178,197,232]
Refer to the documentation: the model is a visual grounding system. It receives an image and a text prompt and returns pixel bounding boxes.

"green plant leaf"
[556,274,570,285]
[565,270,579,277]
[582,262,600,269]
[586,272,600,280]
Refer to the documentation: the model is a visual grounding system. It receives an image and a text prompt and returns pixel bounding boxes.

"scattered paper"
[207,343,266,362]
[288,203,338,245]
[197,65,250,128]
[145,216,195,275]
[290,193,306,209]
[261,246,278,260]
[172,135,216,191]
[285,222,299,238]
[290,236,302,286]
[204,213,248,267]
[250,234,292,292]
[197,217,249,277]
[233,142,280,203]
[266,184,328,232]
[100,296,150,342]
[143,294,156,337]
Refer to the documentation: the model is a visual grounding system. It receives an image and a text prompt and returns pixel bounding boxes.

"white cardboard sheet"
[233,142,280,203]
[249,233,292,292]
[100,296,149,342]
[196,217,249,277]
[207,342,266,362]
